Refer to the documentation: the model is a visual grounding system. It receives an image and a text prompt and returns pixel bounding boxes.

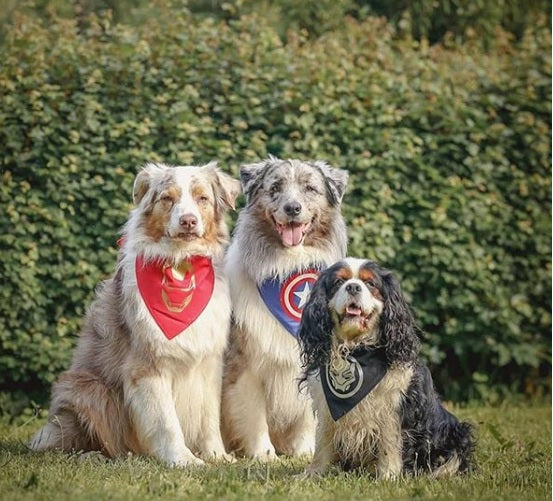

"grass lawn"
[0,401,550,500]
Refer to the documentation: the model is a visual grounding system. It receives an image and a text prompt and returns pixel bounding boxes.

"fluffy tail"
[428,413,474,477]
[449,419,475,473]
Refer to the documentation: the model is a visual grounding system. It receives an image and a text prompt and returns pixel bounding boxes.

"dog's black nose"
[284,202,302,216]
[346,282,362,295]
[179,214,198,229]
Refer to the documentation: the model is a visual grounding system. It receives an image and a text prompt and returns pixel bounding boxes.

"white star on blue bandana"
[293,281,312,309]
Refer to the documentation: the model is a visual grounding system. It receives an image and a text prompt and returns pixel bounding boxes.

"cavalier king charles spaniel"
[298,258,474,478]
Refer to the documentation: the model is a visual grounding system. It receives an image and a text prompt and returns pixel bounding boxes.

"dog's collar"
[135,255,214,339]
[256,265,324,338]
[320,346,389,421]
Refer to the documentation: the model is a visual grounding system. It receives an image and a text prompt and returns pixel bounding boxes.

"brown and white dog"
[221,156,349,460]
[29,162,240,467]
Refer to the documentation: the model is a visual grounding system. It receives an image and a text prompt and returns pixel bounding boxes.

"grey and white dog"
[222,156,348,459]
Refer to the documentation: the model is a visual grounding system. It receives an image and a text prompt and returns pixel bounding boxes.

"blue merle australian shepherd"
[298,257,474,478]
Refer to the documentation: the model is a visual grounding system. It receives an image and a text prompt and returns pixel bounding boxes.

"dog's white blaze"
[169,167,205,238]
[330,278,381,315]
[342,257,367,273]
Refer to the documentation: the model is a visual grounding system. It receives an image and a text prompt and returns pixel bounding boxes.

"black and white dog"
[298,258,474,478]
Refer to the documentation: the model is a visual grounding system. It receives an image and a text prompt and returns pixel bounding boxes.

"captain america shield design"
[257,268,320,337]
[280,271,318,320]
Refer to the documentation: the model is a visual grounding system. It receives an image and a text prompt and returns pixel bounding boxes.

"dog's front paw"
[289,443,315,457]
[295,466,327,478]
[167,452,205,468]
[377,468,401,481]
[246,439,278,462]
[202,450,236,463]
[251,449,278,462]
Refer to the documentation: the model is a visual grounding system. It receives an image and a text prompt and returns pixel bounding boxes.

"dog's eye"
[365,280,376,289]
[198,195,209,204]
[305,185,318,194]
[334,278,344,288]
[160,194,173,203]
[269,183,281,195]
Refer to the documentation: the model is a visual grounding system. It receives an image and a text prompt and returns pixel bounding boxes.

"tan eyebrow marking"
[358,268,375,282]
[336,266,352,280]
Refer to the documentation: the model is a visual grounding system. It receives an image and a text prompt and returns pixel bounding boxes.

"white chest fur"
[120,252,231,362]
[227,263,299,366]
[225,240,342,367]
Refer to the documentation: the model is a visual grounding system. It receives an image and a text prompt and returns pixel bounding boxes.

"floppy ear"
[133,163,166,205]
[311,161,349,206]
[379,270,420,364]
[132,168,151,205]
[240,157,277,204]
[298,270,335,384]
[204,161,241,211]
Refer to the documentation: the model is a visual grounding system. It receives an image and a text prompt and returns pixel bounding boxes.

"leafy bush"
[0,8,550,407]
[360,0,551,44]
[4,1,550,45]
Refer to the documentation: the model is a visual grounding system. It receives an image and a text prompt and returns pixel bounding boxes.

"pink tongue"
[346,306,362,316]
[281,224,304,246]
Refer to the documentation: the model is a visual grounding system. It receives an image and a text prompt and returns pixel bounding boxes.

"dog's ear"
[133,163,168,205]
[379,270,420,363]
[132,168,151,205]
[298,269,335,383]
[204,161,241,211]
[240,158,275,204]
[133,163,166,205]
[312,161,349,206]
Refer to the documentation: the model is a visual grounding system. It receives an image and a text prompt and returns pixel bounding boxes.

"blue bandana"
[257,267,321,337]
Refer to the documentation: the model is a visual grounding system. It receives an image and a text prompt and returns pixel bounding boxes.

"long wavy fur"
[298,262,344,387]
[377,266,421,364]
[298,261,420,383]
[297,259,474,475]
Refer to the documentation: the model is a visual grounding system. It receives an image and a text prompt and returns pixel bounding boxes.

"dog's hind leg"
[431,417,474,476]
[29,371,123,455]
[29,410,84,452]
[430,453,461,478]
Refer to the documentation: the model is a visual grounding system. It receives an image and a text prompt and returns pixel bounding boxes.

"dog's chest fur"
[226,244,338,367]
[315,363,413,467]
[119,251,231,362]
[227,267,298,366]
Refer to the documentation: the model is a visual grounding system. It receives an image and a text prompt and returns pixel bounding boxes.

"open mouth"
[343,303,372,322]
[273,219,311,247]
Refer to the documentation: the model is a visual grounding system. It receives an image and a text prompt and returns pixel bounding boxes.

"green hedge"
[0,8,550,408]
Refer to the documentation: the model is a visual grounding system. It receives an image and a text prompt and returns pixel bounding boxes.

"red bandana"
[135,255,215,340]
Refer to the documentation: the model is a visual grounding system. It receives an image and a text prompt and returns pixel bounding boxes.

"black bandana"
[320,347,388,421]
